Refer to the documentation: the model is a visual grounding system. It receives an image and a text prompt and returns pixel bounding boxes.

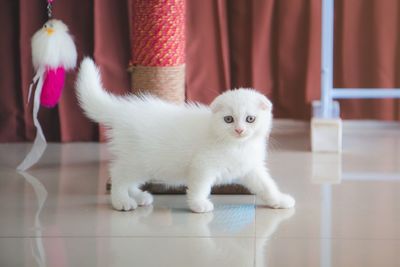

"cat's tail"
[76,57,123,126]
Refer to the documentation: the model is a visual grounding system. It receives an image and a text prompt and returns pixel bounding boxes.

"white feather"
[31,19,77,70]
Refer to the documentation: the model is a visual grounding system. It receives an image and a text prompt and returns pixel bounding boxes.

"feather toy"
[18,1,77,171]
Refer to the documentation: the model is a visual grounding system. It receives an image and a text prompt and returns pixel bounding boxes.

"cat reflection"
[108,200,294,266]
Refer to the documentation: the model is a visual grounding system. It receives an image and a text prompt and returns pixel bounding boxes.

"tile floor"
[0,121,399,267]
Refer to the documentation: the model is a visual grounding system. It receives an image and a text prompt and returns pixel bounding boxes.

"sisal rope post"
[130,0,186,103]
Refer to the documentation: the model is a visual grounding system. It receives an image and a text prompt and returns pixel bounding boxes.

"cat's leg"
[110,163,138,211]
[241,167,295,209]
[129,186,154,206]
[186,172,215,213]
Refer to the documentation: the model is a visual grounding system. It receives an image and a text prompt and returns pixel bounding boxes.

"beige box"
[311,118,342,153]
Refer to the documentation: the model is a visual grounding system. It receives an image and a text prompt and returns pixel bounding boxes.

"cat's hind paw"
[134,191,154,206]
[112,196,138,211]
[264,193,295,209]
[188,199,214,213]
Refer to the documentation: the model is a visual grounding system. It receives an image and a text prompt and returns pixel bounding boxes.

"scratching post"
[130,0,186,103]
[108,0,249,195]
[109,0,187,194]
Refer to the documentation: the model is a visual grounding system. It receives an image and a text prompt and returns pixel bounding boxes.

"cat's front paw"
[264,193,295,209]
[188,199,214,213]
[111,195,138,211]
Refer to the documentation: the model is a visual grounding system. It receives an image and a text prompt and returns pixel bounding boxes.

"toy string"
[47,0,54,19]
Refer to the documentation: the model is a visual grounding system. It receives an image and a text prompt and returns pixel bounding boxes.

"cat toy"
[17,0,77,171]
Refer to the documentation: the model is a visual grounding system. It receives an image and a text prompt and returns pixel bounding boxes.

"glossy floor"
[0,121,399,267]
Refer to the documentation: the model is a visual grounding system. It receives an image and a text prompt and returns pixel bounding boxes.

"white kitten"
[76,58,295,213]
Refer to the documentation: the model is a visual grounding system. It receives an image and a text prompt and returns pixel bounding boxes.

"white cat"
[76,58,295,213]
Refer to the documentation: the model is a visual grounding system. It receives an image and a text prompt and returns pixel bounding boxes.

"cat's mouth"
[234,132,248,139]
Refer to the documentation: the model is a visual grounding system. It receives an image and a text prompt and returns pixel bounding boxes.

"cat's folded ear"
[210,101,222,113]
[259,95,273,111]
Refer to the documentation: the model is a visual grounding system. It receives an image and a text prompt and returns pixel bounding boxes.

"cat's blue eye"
[224,116,234,123]
[246,115,256,123]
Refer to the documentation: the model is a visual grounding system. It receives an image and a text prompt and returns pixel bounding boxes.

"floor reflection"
[311,153,342,184]
[19,171,48,267]
[310,149,400,267]
[107,202,294,266]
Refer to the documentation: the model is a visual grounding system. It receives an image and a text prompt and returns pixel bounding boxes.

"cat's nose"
[235,128,244,134]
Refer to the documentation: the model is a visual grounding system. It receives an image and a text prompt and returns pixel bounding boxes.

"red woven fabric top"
[131,0,185,67]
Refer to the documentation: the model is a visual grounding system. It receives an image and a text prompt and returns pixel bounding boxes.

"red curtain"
[1,0,400,142]
[186,0,321,119]
[334,0,400,119]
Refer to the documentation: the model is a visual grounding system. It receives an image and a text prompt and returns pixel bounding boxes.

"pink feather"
[40,67,66,108]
